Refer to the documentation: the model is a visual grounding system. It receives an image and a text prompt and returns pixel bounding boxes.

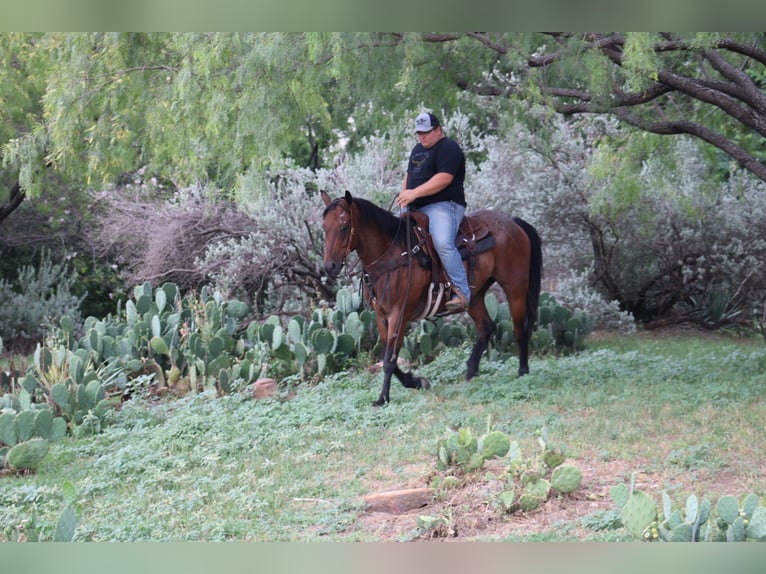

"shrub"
[90,184,254,293]
[200,167,336,314]
[554,270,636,333]
[0,251,83,353]
[467,109,766,325]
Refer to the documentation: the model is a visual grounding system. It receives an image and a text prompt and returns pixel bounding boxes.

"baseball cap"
[414,112,441,132]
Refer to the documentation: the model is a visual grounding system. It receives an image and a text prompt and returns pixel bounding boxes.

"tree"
[0,34,49,226]
[3,32,765,328]
[414,32,766,182]
[6,33,765,212]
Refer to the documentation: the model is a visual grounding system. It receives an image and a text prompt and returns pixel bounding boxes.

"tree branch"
[0,183,26,227]
[521,32,766,182]
[610,109,766,181]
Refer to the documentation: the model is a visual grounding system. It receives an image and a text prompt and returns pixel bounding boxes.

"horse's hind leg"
[509,296,531,375]
[466,293,495,379]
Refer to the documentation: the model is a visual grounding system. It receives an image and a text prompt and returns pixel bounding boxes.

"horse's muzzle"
[324,260,342,278]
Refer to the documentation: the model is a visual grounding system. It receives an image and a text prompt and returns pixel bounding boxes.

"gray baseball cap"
[415,112,441,132]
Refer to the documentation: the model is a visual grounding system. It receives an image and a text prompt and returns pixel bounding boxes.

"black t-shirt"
[405,137,466,208]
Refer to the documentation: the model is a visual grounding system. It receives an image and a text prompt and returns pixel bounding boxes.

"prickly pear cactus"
[541,447,566,469]
[0,412,17,446]
[712,493,766,541]
[479,430,511,460]
[518,492,542,512]
[7,438,50,470]
[436,427,479,471]
[524,477,551,500]
[716,495,740,525]
[533,293,594,352]
[550,464,582,494]
[746,506,766,541]
[621,490,657,538]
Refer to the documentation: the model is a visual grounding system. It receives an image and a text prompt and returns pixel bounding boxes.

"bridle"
[336,207,356,268]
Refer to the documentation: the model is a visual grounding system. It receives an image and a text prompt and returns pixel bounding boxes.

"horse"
[321,190,542,406]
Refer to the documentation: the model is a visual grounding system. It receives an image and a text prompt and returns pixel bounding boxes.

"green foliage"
[621,33,662,92]
[0,380,68,471]
[685,290,744,330]
[399,292,593,366]
[610,475,766,542]
[550,464,582,494]
[618,489,658,539]
[435,426,483,473]
[0,332,763,541]
[492,427,582,514]
[18,283,380,408]
[0,250,84,353]
[400,315,469,363]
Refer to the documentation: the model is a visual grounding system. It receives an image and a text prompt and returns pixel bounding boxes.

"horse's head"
[321,190,355,278]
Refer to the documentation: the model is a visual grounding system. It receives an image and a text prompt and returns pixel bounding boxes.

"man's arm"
[397,172,454,209]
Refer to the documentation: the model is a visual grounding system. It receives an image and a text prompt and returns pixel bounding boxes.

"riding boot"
[445,287,469,312]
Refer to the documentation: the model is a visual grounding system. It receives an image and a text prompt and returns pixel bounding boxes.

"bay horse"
[321,190,542,406]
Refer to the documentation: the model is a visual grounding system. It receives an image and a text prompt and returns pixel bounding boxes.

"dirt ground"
[345,327,765,541]
[348,454,765,542]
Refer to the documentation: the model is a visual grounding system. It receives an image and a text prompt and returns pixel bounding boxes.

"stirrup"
[445,289,468,312]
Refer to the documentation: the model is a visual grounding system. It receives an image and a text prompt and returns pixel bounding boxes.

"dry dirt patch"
[348,455,765,541]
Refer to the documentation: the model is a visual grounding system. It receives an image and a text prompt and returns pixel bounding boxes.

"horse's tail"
[513,217,542,331]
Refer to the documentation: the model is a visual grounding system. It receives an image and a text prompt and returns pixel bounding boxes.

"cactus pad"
[524,477,551,500]
[746,506,766,541]
[518,493,541,512]
[479,431,511,460]
[550,464,582,494]
[715,495,739,525]
[0,412,17,446]
[542,448,566,469]
[727,516,746,542]
[7,438,50,470]
[621,491,657,538]
[150,336,170,355]
[668,523,693,542]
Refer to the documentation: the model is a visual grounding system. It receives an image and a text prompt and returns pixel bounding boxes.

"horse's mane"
[353,197,421,249]
[325,196,417,249]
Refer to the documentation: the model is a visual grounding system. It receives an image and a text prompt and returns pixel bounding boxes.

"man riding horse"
[397,112,470,313]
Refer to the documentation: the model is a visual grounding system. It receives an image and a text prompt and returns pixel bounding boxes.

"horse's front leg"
[374,345,430,407]
[373,309,429,406]
[373,344,396,407]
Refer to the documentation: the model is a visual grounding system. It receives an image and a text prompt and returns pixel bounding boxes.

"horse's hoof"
[417,377,431,390]
[518,367,529,376]
[372,398,388,407]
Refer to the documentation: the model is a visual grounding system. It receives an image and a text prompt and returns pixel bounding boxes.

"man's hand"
[398,173,454,209]
[397,188,418,209]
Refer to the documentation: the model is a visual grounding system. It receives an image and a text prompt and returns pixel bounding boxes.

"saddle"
[402,211,496,290]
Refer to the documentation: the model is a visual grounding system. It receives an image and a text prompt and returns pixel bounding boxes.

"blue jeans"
[413,201,470,302]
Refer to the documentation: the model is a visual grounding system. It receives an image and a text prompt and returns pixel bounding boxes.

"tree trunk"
[0,183,25,227]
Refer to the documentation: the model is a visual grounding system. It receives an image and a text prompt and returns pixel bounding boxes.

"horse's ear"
[344,190,352,205]
[320,190,332,206]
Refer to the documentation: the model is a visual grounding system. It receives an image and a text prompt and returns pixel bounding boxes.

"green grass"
[1,330,765,541]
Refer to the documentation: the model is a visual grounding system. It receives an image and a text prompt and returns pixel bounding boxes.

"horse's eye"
[340,224,349,233]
